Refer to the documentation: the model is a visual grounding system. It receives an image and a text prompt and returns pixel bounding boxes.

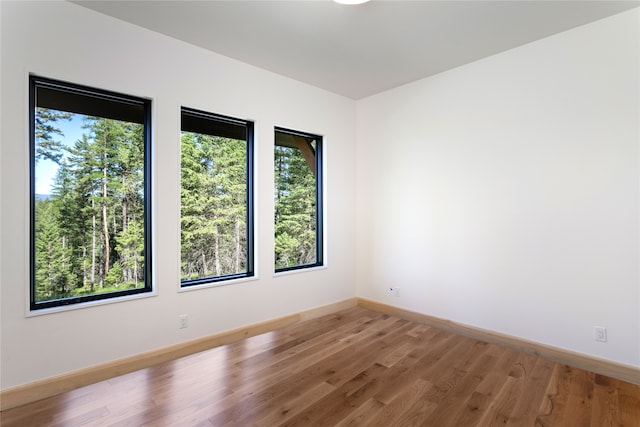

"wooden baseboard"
[0,298,357,411]
[357,297,639,385]
[299,297,357,321]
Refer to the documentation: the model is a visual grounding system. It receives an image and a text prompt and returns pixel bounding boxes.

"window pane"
[31,77,151,309]
[180,108,253,285]
[274,129,322,271]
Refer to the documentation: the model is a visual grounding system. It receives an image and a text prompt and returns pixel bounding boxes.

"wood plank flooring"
[1,307,638,426]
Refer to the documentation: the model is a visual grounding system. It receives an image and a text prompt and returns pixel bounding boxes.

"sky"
[35,112,86,195]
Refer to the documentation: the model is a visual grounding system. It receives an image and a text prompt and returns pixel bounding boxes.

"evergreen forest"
[34,108,146,302]
[34,108,319,303]
[180,132,248,281]
[179,131,319,279]
[274,141,318,269]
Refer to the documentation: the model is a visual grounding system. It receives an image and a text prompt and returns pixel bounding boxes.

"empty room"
[1,0,639,425]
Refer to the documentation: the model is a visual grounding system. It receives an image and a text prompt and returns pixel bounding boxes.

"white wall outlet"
[594,326,607,343]
[389,287,400,297]
[179,314,188,329]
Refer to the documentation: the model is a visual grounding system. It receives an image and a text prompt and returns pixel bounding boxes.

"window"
[180,107,254,286]
[30,76,152,310]
[274,128,323,272]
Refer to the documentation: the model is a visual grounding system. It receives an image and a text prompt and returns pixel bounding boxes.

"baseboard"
[357,297,639,385]
[0,298,357,411]
[299,297,357,321]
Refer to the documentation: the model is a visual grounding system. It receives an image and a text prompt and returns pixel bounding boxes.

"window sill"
[178,274,259,293]
[274,264,327,278]
[26,290,158,318]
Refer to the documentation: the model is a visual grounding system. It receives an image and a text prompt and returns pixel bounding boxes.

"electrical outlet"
[389,287,401,297]
[594,326,607,343]
[179,314,188,329]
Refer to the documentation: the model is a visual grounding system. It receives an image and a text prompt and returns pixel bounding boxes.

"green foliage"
[115,219,144,286]
[34,199,75,299]
[35,108,72,164]
[180,132,247,280]
[35,110,320,299]
[34,112,146,302]
[105,262,123,288]
[274,144,317,269]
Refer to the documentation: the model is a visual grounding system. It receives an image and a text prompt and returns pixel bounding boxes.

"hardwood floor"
[1,307,639,426]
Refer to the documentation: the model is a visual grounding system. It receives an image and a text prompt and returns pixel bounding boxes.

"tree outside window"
[30,76,152,310]
[274,128,323,272]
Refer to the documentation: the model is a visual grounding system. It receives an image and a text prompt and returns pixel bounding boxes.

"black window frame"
[274,127,324,273]
[180,107,255,287]
[29,75,153,310]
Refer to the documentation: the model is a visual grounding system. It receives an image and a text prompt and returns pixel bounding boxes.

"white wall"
[0,1,357,390]
[356,9,640,366]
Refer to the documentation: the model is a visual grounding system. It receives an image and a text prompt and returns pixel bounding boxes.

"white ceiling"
[74,0,639,99]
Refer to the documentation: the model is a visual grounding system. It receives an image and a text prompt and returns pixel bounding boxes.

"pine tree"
[35,107,147,300]
[35,108,72,164]
[34,200,74,300]
[180,132,248,280]
[274,144,317,268]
